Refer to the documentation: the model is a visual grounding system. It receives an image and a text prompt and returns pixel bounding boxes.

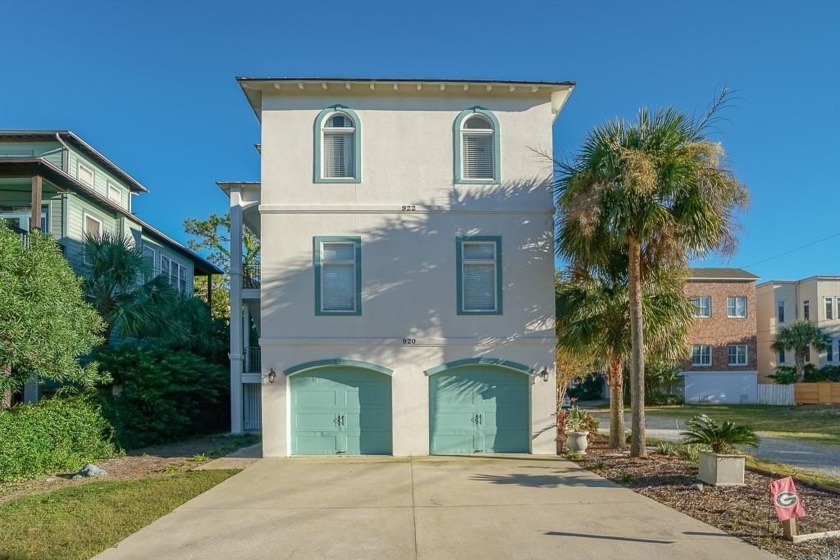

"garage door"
[429,365,529,454]
[290,366,392,455]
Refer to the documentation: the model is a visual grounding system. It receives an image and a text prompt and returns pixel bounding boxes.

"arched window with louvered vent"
[454,108,500,184]
[314,107,361,183]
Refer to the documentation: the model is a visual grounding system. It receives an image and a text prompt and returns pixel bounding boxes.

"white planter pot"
[698,450,745,486]
[567,431,589,455]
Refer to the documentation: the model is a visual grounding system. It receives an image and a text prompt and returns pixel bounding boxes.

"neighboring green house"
[0,130,221,402]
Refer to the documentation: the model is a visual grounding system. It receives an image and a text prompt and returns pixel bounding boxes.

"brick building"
[680,268,760,403]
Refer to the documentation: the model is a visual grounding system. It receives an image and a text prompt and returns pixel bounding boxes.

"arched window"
[314,107,361,183]
[454,108,500,183]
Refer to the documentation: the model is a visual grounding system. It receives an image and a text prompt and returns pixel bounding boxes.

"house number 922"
[402,338,416,345]
[401,205,416,211]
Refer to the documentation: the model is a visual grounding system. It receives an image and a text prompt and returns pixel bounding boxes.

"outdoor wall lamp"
[539,368,549,382]
[267,368,277,383]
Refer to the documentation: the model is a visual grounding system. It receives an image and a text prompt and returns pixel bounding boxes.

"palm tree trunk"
[607,356,625,449]
[628,237,646,457]
[795,350,805,382]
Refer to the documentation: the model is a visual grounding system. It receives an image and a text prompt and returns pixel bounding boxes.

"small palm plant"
[680,415,759,454]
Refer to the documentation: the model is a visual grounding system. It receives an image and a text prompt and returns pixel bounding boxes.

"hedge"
[0,395,117,482]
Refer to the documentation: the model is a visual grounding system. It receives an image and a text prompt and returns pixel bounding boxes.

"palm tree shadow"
[471,471,616,488]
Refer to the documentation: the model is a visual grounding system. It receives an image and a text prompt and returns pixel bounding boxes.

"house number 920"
[402,338,416,345]
[401,205,416,211]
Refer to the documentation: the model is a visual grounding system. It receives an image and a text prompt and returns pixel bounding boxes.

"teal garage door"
[290,367,392,455]
[429,365,529,454]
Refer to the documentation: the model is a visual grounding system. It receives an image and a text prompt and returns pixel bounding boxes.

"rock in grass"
[76,464,108,478]
[691,483,705,492]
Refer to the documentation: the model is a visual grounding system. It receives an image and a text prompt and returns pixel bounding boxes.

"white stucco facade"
[224,78,573,456]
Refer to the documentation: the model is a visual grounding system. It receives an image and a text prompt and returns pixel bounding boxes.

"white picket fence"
[757,383,795,406]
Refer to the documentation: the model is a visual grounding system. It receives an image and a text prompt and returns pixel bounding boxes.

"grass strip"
[0,469,237,560]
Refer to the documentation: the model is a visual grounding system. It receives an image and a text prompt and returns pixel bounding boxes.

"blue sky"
[2,0,837,281]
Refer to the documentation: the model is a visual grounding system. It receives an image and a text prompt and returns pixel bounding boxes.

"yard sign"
[769,477,806,521]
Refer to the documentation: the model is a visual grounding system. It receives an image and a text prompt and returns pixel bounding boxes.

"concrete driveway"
[95,456,777,560]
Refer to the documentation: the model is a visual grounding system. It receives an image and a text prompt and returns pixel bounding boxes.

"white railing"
[243,384,262,431]
[757,383,795,406]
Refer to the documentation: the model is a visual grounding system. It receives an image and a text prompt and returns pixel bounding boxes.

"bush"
[769,366,799,385]
[97,344,229,449]
[656,441,678,456]
[680,414,759,454]
[806,365,840,382]
[0,395,117,481]
[647,392,683,406]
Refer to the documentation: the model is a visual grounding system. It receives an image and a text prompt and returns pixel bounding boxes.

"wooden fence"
[758,384,795,406]
[795,382,840,405]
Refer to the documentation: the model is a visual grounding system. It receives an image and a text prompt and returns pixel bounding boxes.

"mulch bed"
[572,436,840,560]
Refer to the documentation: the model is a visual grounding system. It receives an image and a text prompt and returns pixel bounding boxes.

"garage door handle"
[478,414,483,425]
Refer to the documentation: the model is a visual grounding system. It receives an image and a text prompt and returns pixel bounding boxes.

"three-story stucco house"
[222,77,574,456]
[0,130,221,401]
[756,276,840,381]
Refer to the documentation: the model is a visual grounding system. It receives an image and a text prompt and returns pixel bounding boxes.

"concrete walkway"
[95,455,777,560]
[595,412,840,478]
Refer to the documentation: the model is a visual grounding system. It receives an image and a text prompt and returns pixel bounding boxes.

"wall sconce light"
[267,368,277,383]
[539,368,549,382]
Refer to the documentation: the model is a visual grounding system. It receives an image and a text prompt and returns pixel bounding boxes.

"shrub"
[97,344,229,449]
[769,366,799,385]
[656,441,678,456]
[680,414,759,454]
[0,395,117,481]
[677,443,702,463]
[805,365,840,383]
[567,405,599,436]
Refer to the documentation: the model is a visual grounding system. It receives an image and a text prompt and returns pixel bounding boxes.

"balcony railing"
[244,346,261,374]
[243,262,261,289]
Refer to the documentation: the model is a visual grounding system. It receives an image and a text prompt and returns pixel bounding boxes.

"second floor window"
[691,345,712,366]
[777,301,785,323]
[457,236,502,315]
[691,296,711,318]
[804,300,810,321]
[78,163,94,186]
[826,297,834,320]
[778,349,785,364]
[315,107,360,183]
[454,108,500,183]
[727,296,747,318]
[161,256,188,293]
[314,237,362,315]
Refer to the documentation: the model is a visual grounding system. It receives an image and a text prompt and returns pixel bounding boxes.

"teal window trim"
[424,358,533,377]
[453,107,500,184]
[313,235,362,316]
[285,358,393,377]
[313,105,362,184]
[456,235,503,316]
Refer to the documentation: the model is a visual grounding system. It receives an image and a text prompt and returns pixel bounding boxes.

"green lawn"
[0,470,237,560]
[647,404,840,446]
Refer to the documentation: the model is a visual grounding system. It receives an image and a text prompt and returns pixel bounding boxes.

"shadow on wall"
[261,177,556,371]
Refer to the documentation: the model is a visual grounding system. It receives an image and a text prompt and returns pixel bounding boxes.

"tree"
[82,232,179,342]
[0,227,106,408]
[184,212,260,319]
[556,92,749,456]
[556,262,694,449]
[771,321,830,381]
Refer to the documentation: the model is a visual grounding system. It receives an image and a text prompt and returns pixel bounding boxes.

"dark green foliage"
[566,373,604,400]
[0,395,117,481]
[805,365,840,382]
[680,414,759,454]
[771,321,831,381]
[769,365,801,385]
[0,227,106,400]
[96,344,229,449]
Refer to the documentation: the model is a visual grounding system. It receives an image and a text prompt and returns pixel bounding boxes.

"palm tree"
[556,92,749,456]
[556,261,694,449]
[82,232,179,342]
[771,321,830,381]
